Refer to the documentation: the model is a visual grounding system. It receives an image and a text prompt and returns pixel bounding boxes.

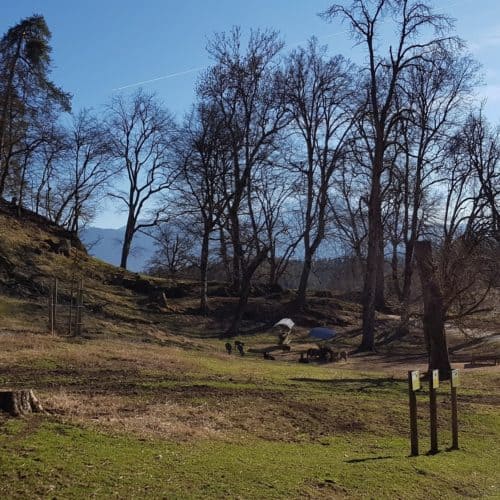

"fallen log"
[0,390,44,417]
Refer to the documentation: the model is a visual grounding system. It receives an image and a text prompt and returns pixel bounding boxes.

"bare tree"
[437,113,499,319]
[283,39,355,307]
[199,27,288,334]
[412,115,499,377]
[175,103,231,312]
[147,222,196,277]
[52,109,113,234]
[106,90,176,269]
[389,48,478,334]
[253,164,302,287]
[32,122,66,217]
[322,0,459,351]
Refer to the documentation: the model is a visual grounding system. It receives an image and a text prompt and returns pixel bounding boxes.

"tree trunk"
[225,247,269,336]
[296,248,313,308]
[218,226,232,284]
[225,275,253,337]
[398,241,415,335]
[0,390,44,417]
[374,231,386,310]
[199,225,210,314]
[120,218,135,269]
[360,165,383,352]
[414,240,452,378]
[228,210,242,292]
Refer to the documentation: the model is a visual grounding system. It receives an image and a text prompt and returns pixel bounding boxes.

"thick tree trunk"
[360,164,383,352]
[226,247,269,336]
[218,226,232,284]
[398,241,415,335]
[199,226,210,314]
[225,276,253,337]
[374,232,386,310]
[296,248,313,308]
[0,390,44,417]
[414,240,452,378]
[391,240,402,301]
[228,210,242,292]
[120,218,135,269]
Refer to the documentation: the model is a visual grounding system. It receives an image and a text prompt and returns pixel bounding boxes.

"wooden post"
[48,282,54,334]
[429,369,439,454]
[52,277,58,335]
[450,369,459,450]
[75,278,83,336]
[408,370,420,456]
[68,278,75,336]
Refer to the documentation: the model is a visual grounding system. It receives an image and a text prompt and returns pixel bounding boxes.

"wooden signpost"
[451,369,459,450]
[429,369,439,454]
[408,370,420,456]
[408,368,460,457]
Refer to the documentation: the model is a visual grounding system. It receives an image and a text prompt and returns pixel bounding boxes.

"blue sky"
[3,0,500,228]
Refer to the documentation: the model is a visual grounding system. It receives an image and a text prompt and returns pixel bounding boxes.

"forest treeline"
[0,2,498,347]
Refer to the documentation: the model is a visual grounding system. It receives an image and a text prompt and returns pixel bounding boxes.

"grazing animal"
[307,346,335,362]
[339,350,348,361]
[263,352,275,360]
[307,348,321,360]
[321,346,334,362]
[225,342,232,355]
[235,342,245,356]
[298,352,309,363]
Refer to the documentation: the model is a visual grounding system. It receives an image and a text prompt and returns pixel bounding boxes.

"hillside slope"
[0,205,498,362]
[0,206,359,347]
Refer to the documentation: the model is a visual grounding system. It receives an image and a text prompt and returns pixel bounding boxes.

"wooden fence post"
[450,369,459,450]
[68,278,75,336]
[429,369,439,454]
[48,282,54,335]
[75,278,83,336]
[52,277,58,335]
[408,370,420,456]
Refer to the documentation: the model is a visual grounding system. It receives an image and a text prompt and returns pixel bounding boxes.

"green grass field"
[0,333,498,499]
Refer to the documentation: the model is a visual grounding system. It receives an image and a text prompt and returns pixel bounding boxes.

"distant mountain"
[81,226,156,272]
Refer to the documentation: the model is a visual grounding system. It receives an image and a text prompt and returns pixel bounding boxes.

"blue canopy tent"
[308,327,337,342]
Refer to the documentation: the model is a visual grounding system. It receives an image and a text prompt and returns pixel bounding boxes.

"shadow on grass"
[345,455,394,463]
[290,376,403,392]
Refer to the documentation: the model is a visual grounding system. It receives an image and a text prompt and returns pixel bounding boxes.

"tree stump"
[0,390,44,417]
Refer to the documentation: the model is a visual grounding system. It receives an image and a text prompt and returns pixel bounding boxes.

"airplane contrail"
[112,66,205,91]
[111,0,471,92]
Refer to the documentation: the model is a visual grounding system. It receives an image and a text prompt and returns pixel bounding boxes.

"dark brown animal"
[299,352,309,363]
[235,341,245,356]
[263,352,275,360]
[225,342,232,355]
[307,348,321,360]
